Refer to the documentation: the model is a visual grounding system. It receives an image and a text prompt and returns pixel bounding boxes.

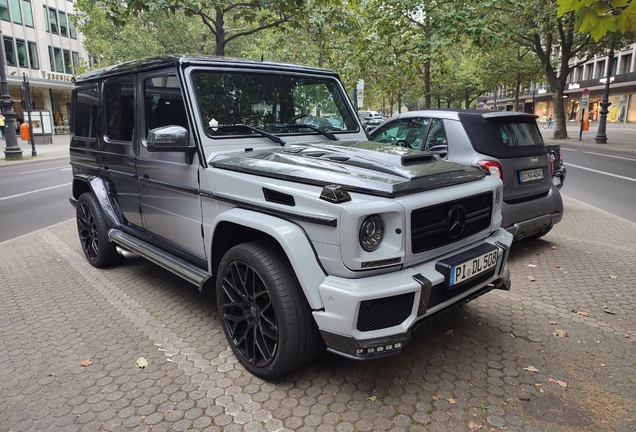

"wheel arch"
[209,208,327,310]
[72,174,122,229]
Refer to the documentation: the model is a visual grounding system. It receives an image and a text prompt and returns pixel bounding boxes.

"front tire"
[216,241,323,379]
[76,192,122,268]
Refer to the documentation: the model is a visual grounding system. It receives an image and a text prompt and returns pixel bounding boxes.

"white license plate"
[449,250,498,286]
[519,168,544,183]
[551,176,561,186]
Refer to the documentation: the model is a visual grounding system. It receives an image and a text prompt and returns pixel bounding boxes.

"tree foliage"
[557,0,636,40]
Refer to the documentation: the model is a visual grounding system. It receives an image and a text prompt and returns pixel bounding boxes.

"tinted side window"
[144,75,188,137]
[74,86,98,138]
[370,117,429,149]
[105,80,134,142]
[423,118,448,150]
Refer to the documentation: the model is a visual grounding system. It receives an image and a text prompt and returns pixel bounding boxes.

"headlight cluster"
[359,215,384,252]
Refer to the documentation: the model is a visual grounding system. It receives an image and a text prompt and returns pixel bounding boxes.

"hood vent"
[263,188,296,206]
[401,153,436,166]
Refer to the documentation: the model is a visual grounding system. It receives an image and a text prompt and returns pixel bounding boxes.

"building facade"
[1,0,88,135]
[484,44,636,124]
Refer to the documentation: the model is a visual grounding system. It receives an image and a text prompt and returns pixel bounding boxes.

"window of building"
[584,64,593,80]
[4,37,16,66]
[72,51,79,71]
[8,0,21,24]
[595,61,605,78]
[611,56,618,75]
[74,86,99,138]
[48,8,57,33]
[68,14,77,38]
[48,46,54,70]
[577,66,583,81]
[16,39,27,67]
[620,54,632,74]
[42,5,48,31]
[105,80,135,142]
[28,41,38,69]
[54,47,64,72]
[21,0,32,26]
[0,0,9,21]
[59,11,67,36]
[63,49,72,74]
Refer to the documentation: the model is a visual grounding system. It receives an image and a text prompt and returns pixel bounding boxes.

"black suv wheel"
[76,192,122,268]
[216,241,323,379]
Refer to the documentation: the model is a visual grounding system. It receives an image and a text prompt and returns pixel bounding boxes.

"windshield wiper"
[208,124,286,146]
[276,124,339,141]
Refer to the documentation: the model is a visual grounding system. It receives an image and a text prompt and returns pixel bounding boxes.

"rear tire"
[216,241,323,379]
[76,192,122,268]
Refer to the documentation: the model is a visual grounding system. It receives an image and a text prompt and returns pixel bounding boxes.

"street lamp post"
[594,36,615,144]
[0,30,22,159]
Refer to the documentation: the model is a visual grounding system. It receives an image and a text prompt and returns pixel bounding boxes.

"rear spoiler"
[482,112,539,120]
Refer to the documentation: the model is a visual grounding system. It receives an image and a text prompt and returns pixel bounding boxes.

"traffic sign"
[582,88,590,96]
[581,88,590,110]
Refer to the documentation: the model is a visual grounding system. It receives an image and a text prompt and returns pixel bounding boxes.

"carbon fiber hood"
[211,141,485,197]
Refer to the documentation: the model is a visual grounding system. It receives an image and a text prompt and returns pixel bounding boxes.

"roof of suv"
[73,55,339,84]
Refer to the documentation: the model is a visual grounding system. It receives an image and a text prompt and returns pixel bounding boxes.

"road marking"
[565,163,636,181]
[19,166,69,174]
[583,151,636,162]
[561,148,577,152]
[0,182,71,201]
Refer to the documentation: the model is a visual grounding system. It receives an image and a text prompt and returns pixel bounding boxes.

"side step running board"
[108,229,212,291]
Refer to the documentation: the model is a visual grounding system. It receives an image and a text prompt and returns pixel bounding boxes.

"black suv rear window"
[458,113,546,158]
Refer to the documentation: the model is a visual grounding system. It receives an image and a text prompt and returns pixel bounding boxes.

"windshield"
[191,71,359,138]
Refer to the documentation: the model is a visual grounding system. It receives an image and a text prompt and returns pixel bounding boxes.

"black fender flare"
[71,174,122,229]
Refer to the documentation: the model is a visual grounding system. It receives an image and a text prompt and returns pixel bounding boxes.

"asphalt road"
[0,158,73,242]
[559,145,636,223]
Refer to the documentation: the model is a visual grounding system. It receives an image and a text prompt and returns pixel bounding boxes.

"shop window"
[105,80,135,142]
[42,5,48,31]
[16,39,27,67]
[74,86,99,138]
[59,11,67,36]
[63,50,72,74]
[3,37,16,66]
[9,0,21,24]
[54,47,64,72]
[68,14,77,38]
[48,8,57,34]
[0,0,9,21]
[28,41,38,69]
[21,0,32,26]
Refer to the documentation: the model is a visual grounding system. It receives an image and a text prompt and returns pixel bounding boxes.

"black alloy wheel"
[217,241,323,379]
[76,192,121,268]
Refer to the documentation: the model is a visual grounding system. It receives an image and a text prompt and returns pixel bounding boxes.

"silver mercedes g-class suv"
[69,55,512,379]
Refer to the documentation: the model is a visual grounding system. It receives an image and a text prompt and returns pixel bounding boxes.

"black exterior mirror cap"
[147,125,195,152]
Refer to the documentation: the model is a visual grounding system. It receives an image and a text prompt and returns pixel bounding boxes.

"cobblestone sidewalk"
[1,197,635,431]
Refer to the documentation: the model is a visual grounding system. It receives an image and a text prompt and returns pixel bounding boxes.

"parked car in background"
[358,110,382,121]
[547,145,567,189]
[368,110,563,241]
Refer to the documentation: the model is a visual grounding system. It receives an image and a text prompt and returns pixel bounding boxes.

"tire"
[216,241,324,379]
[76,192,122,268]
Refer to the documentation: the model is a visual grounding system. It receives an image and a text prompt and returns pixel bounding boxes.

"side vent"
[263,188,296,206]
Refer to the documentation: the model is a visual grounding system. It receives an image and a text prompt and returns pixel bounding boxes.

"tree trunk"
[514,72,521,112]
[464,91,470,109]
[550,81,568,138]
[424,17,431,109]
[215,10,226,56]
[397,93,402,113]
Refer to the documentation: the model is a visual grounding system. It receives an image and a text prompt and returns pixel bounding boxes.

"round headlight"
[359,215,384,252]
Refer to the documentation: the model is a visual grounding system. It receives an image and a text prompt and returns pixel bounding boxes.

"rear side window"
[105,80,135,142]
[73,86,98,138]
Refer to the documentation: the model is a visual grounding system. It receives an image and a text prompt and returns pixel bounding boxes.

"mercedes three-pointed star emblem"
[447,204,467,239]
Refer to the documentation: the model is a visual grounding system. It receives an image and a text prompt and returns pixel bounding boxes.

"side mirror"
[146,125,195,153]
[427,145,448,159]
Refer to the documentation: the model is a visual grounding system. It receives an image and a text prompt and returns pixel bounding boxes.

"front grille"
[357,292,415,332]
[428,270,496,309]
[411,192,492,253]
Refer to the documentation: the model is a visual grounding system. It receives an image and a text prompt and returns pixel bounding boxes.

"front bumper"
[313,228,512,360]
